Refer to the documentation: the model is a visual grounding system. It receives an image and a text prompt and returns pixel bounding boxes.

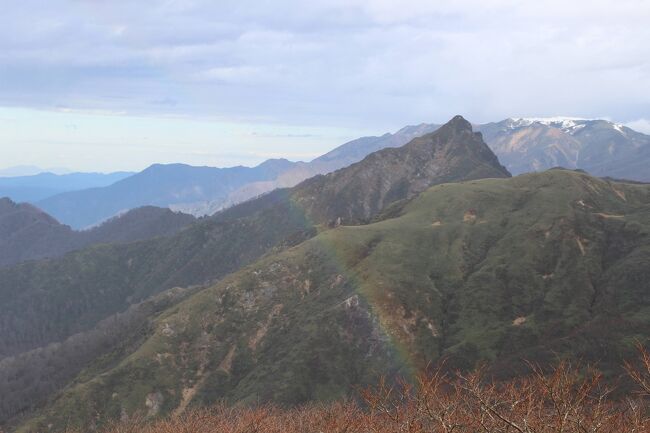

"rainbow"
[281,193,422,380]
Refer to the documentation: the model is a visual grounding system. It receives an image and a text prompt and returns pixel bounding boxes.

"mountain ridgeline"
[1,116,649,433]
[15,169,650,432]
[215,123,444,214]
[0,115,507,356]
[0,116,514,429]
[15,117,648,231]
[478,118,650,180]
[0,171,133,203]
[291,115,509,225]
[0,198,196,268]
[36,159,296,229]
[30,125,446,228]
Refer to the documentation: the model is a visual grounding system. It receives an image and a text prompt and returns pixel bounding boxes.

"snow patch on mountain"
[506,117,626,136]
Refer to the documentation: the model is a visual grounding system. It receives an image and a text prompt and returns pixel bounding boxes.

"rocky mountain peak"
[0,197,16,210]
[443,114,473,133]
[292,115,510,225]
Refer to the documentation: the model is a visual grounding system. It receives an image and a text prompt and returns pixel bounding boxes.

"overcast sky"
[1,0,649,172]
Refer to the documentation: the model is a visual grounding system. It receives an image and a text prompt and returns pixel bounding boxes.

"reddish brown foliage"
[55,347,650,433]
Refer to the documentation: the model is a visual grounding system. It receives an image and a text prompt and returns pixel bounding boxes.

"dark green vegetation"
[0,116,508,430]
[0,285,201,427]
[0,198,313,358]
[0,199,196,267]
[17,168,650,432]
[4,115,648,432]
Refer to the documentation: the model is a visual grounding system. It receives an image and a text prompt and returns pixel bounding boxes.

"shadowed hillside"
[14,169,650,432]
[0,116,511,428]
[0,198,195,268]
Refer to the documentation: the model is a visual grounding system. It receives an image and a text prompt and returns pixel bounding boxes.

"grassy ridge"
[19,170,650,432]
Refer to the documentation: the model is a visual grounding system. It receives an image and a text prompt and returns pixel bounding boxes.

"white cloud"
[626,119,650,134]
[0,0,648,129]
[194,66,267,83]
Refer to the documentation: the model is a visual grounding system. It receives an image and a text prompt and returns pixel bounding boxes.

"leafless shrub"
[64,347,650,433]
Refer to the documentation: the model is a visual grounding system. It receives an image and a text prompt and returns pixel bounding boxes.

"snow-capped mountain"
[476,118,650,180]
[503,117,629,135]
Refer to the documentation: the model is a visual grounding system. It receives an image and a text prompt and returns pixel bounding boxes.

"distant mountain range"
[0,116,511,429]
[0,166,72,177]
[478,117,650,179]
[212,117,649,212]
[24,125,444,228]
[2,117,643,230]
[0,171,133,203]
[36,160,294,229]
[289,115,509,226]
[3,116,649,433]
[205,123,443,215]
[0,197,195,268]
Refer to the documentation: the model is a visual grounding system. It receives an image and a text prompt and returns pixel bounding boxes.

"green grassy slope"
[0,116,507,361]
[0,196,315,359]
[20,170,650,432]
[0,116,512,429]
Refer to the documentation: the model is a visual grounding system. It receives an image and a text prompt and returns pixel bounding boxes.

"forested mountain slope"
[0,116,510,429]
[0,198,195,267]
[17,169,650,432]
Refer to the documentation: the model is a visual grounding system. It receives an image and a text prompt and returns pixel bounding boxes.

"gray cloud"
[1,0,649,129]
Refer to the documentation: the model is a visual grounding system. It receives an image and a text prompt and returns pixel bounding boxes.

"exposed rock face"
[173,124,444,217]
[291,115,511,225]
[19,169,650,432]
[478,118,650,181]
[0,116,516,431]
[145,392,164,417]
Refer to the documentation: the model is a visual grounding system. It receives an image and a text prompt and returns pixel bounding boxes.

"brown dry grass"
[42,346,650,433]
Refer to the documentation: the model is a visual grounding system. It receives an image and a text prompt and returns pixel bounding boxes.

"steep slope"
[292,115,509,225]
[248,117,649,186]
[479,118,650,180]
[36,159,295,229]
[0,199,312,359]
[18,170,650,432]
[0,285,201,428]
[180,124,442,216]
[0,116,509,426]
[0,198,195,268]
[223,117,650,215]
[317,124,441,164]
[23,118,649,230]
[0,116,499,358]
[0,198,72,267]
[0,171,133,203]
[26,118,647,228]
